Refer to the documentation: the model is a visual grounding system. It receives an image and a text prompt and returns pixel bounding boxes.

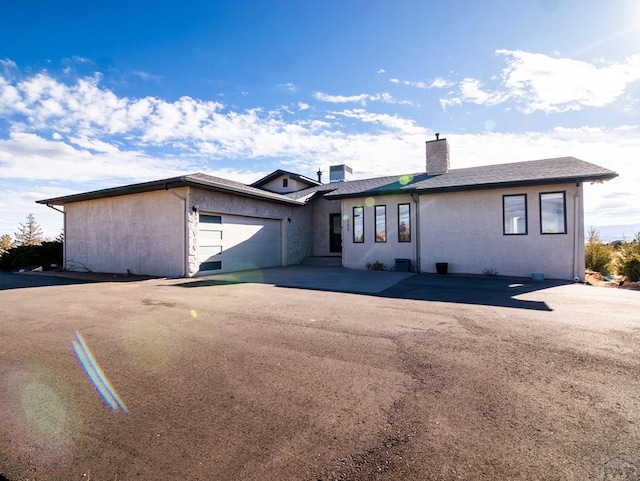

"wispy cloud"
[313,91,411,105]
[132,71,162,82]
[277,82,296,92]
[389,77,452,89]
[441,50,640,113]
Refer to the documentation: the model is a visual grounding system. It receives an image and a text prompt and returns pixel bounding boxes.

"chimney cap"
[435,133,440,140]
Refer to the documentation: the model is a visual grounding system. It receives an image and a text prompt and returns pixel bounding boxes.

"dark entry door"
[329,213,342,253]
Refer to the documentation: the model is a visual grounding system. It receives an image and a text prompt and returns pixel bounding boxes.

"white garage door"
[198,213,282,274]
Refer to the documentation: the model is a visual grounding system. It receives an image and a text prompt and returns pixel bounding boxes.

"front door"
[329,213,342,253]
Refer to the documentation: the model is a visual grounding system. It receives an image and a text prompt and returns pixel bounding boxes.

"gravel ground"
[0,271,638,481]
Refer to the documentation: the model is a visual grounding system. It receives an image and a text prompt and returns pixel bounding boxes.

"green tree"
[14,214,44,247]
[617,232,640,282]
[584,227,614,275]
[0,234,14,255]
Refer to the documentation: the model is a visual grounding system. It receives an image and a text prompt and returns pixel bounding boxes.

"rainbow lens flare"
[71,331,128,413]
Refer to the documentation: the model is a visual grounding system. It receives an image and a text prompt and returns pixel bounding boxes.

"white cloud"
[389,77,452,89]
[132,71,162,82]
[0,132,188,182]
[440,50,640,113]
[278,82,296,92]
[429,77,452,89]
[0,58,17,70]
[377,69,386,74]
[313,91,411,105]
[298,102,310,111]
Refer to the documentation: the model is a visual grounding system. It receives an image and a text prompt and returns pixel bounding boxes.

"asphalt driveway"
[0,267,638,480]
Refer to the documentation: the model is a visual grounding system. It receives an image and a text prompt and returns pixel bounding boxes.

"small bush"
[366,260,385,271]
[617,232,640,282]
[0,241,63,271]
[585,227,614,275]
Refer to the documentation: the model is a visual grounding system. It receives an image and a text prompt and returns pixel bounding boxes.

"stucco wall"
[187,188,313,276]
[64,188,188,277]
[419,183,584,280]
[311,197,342,256]
[260,176,310,194]
[341,195,417,270]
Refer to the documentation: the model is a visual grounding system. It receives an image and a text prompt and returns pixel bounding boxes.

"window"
[282,178,288,188]
[398,204,411,242]
[200,214,222,224]
[353,206,364,243]
[540,192,567,234]
[375,205,386,242]
[199,261,222,271]
[503,194,527,235]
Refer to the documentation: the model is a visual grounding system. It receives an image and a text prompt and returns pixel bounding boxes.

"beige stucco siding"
[341,195,416,270]
[187,188,313,276]
[260,176,312,194]
[419,183,584,280]
[64,188,188,277]
[312,197,342,256]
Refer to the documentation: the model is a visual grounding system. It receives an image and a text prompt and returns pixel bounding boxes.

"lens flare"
[399,174,414,186]
[190,309,198,319]
[71,331,128,413]
[365,197,375,207]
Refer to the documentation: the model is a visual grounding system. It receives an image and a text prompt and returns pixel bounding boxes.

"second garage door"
[198,213,282,274]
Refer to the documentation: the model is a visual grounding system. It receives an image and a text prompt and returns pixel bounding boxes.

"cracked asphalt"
[0,268,638,481]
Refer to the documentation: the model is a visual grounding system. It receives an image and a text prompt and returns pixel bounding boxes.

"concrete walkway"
[178,264,416,294]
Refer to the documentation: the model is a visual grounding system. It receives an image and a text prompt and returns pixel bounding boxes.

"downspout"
[45,204,66,269]
[573,183,581,282]
[411,193,421,273]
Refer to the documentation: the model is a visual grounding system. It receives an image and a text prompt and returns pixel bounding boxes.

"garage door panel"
[198,213,281,274]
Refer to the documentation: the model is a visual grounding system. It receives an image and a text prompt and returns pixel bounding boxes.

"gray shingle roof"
[37,173,304,206]
[314,157,617,200]
[249,169,321,188]
[37,157,617,207]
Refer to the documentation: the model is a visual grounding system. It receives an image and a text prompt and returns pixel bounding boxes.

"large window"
[503,194,527,235]
[398,204,411,242]
[540,192,567,234]
[375,205,386,242]
[353,206,364,243]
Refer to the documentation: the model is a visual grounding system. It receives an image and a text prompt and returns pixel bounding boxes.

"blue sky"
[1,0,639,240]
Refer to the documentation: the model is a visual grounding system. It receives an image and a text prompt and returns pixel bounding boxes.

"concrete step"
[301,256,343,267]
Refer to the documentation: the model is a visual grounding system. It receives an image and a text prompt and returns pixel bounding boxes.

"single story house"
[37,137,617,281]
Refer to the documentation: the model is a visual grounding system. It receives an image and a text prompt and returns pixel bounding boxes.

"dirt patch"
[585,270,640,291]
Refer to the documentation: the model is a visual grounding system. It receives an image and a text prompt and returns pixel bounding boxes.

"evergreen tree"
[14,214,44,247]
[0,234,13,255]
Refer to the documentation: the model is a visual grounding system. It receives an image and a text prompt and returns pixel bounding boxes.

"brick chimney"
[426,133,449,174]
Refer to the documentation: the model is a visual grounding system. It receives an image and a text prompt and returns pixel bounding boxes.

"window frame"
[353,206,364,243]
[398,203,411,242]
[539,191,567,235]
[502,194,528,235]
[282,178,289,188]
[374,205,387,243]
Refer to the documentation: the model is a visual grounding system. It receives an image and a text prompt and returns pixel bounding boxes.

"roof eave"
[37,176,305,206]
[323,172,618,200]
[413,173,619,195]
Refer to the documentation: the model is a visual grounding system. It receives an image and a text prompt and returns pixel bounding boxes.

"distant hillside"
[587,223,640,243]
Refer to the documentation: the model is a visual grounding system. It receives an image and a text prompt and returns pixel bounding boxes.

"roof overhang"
[37,175,305,207]
[324,172,618,200]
